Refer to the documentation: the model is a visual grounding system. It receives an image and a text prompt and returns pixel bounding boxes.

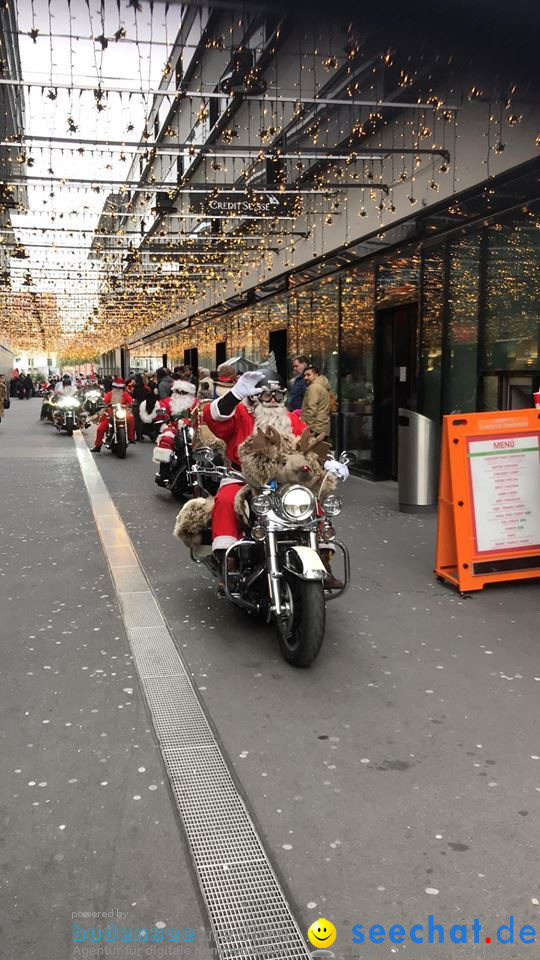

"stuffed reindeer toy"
[174,426,337,548]
[233,426,336,523]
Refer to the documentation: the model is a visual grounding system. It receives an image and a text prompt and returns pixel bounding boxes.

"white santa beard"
[253,402,292,434]
[170,394,192,416]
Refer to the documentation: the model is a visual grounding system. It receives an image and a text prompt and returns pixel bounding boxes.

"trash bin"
[398,409,438,513]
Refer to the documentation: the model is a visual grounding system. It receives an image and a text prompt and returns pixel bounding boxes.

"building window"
[444,234,481,413]
[419,246,445,422]
[376,250,420,306]
[482,205,540,372]
[341,267,375,474]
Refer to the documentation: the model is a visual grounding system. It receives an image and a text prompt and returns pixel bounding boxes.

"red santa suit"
[94,380,135,448]
[203,397,306,551]
[149,381,197,464]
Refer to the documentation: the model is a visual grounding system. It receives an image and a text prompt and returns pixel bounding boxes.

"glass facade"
[142,199,539,478]
[445,234,481,413]
[483,208,540,371]
[341,266,375,471]
[377,251,420,306]
[420,247,445,423]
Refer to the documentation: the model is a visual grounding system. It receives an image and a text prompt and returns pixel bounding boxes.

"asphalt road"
[83,414,540,959]
[0,401,214,960]
[1,401,538,960]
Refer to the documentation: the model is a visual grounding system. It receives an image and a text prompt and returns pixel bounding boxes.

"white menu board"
[468,433,540,553]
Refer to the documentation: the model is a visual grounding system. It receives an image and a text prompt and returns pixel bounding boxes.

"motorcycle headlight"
[322,494,342,517]
[280,485,316,522]
[252,493,271,516]
[115,405,126,419]
[59,397,79,408]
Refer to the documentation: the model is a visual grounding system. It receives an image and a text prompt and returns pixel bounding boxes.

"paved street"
[1,400,539,960]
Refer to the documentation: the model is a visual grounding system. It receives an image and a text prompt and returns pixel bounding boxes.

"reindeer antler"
[299,427,331,463]
[264,425,282,449]
[245,427,282,453]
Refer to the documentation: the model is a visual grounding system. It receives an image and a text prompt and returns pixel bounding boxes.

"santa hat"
[112,377,125,389]
[216,364,236,385]
[171,379,196,396]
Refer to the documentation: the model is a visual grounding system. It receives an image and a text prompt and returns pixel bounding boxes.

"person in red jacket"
[202,369,307,556]
[91,377,136,452]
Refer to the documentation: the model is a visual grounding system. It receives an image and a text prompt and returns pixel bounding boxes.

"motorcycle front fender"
[283,545,326,581]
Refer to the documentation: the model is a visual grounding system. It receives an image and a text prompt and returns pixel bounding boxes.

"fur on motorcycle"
[238,427,337,495]
[173,427,338,547]
[174,497,214,547]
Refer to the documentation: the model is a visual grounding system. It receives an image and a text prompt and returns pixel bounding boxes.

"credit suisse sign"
[190,190,301,218]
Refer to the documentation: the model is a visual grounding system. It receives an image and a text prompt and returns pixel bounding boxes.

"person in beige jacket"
[301,365,332,438]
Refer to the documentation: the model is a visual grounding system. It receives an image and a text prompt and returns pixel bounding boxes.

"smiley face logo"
[307,918,337,948]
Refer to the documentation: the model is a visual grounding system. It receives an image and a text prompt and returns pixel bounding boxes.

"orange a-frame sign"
[435,409,540,592]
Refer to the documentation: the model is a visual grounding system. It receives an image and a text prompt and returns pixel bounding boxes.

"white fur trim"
[219,475,245,487]
[171,380,196,396]
[139,401,157,424]
[212,535,237,551]
[152,447,173,463]
[210,397,235,421]
[215,383,233,398]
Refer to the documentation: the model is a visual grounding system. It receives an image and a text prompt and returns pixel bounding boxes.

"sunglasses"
[259,388,286,402]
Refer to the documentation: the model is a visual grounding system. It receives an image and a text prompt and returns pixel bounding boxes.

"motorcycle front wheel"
[277,574,325,667]
[66,420,74,437]
[115,427,127,459]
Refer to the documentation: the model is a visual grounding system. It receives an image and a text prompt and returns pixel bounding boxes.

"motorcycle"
[155,418,222,500]
[53,395,88,436]
[83,386,104,417]
[40,389,56,422]
[178,448,352,667]
[104,403,129,458]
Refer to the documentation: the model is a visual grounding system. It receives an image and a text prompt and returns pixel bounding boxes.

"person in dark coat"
[10,368,19,397]
[287,355,308,411]
[131,373,152,440]
[24,373,34,399]
[0,374,6,422]
[156,367,173,399]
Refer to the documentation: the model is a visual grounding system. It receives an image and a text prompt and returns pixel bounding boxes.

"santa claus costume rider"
[202,369,307,559]
[139,379,197,479]
[91,377,135,452]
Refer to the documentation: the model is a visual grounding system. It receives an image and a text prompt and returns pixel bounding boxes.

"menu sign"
[468,433,540,553]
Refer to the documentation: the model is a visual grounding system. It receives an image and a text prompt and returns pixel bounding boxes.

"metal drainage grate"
[74,434,311,960]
